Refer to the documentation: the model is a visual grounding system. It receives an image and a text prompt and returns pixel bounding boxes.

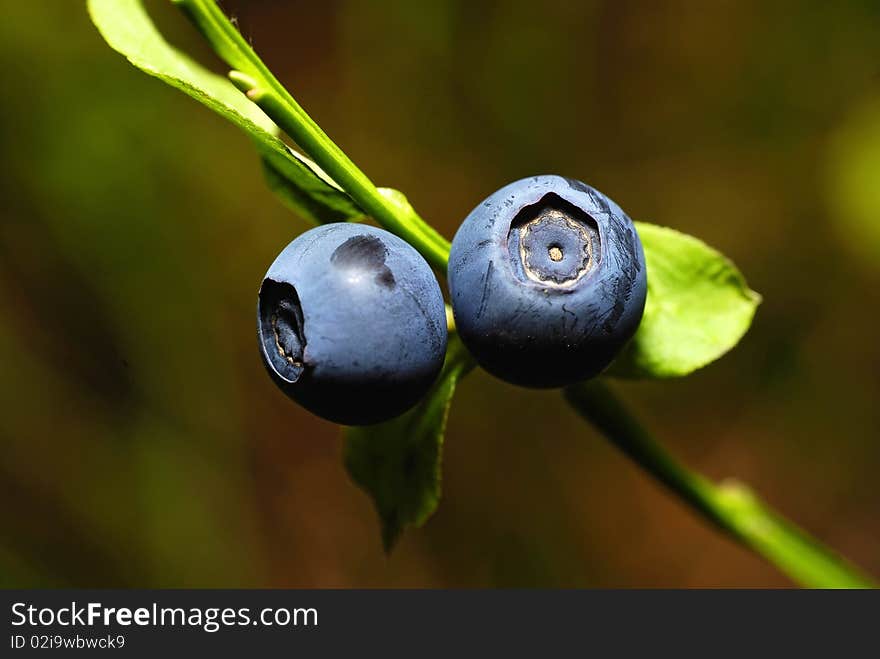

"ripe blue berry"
[448,175,647,388]
[258,223,448,425]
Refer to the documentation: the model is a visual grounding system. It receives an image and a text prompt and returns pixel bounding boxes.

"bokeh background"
[2,0,879,587]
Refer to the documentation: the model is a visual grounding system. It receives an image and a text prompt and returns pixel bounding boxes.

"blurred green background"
[1,0,879,587]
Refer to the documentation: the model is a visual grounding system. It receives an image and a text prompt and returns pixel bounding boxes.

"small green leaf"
[344,337,473,551]
[88,0,360,225]
[607,222,761,379]
[261,150,365,225]
[376,188,452,257]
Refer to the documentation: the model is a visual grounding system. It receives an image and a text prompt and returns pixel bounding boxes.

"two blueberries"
[258,175,647,424]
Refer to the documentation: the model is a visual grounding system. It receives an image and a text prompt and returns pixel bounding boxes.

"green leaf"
[607,222,761,379]
[88,0,360,225]
[261,151,364,224]
[377,188,452,258]
[344,337,473,551]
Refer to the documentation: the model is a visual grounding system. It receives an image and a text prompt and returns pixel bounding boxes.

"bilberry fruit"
[448,175,646,387]
[258,223,448,425]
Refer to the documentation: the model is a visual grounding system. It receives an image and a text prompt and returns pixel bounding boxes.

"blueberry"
[258,223,448,425]
[448,175,647,388]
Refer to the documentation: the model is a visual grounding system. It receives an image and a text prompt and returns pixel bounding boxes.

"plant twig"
[173,0,451,270]
[565,379,876,588]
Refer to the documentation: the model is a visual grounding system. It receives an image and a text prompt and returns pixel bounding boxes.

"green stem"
[565,379,876,588]
[173,0,451,270]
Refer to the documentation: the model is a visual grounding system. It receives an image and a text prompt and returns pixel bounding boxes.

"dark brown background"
[1,0,878,587]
